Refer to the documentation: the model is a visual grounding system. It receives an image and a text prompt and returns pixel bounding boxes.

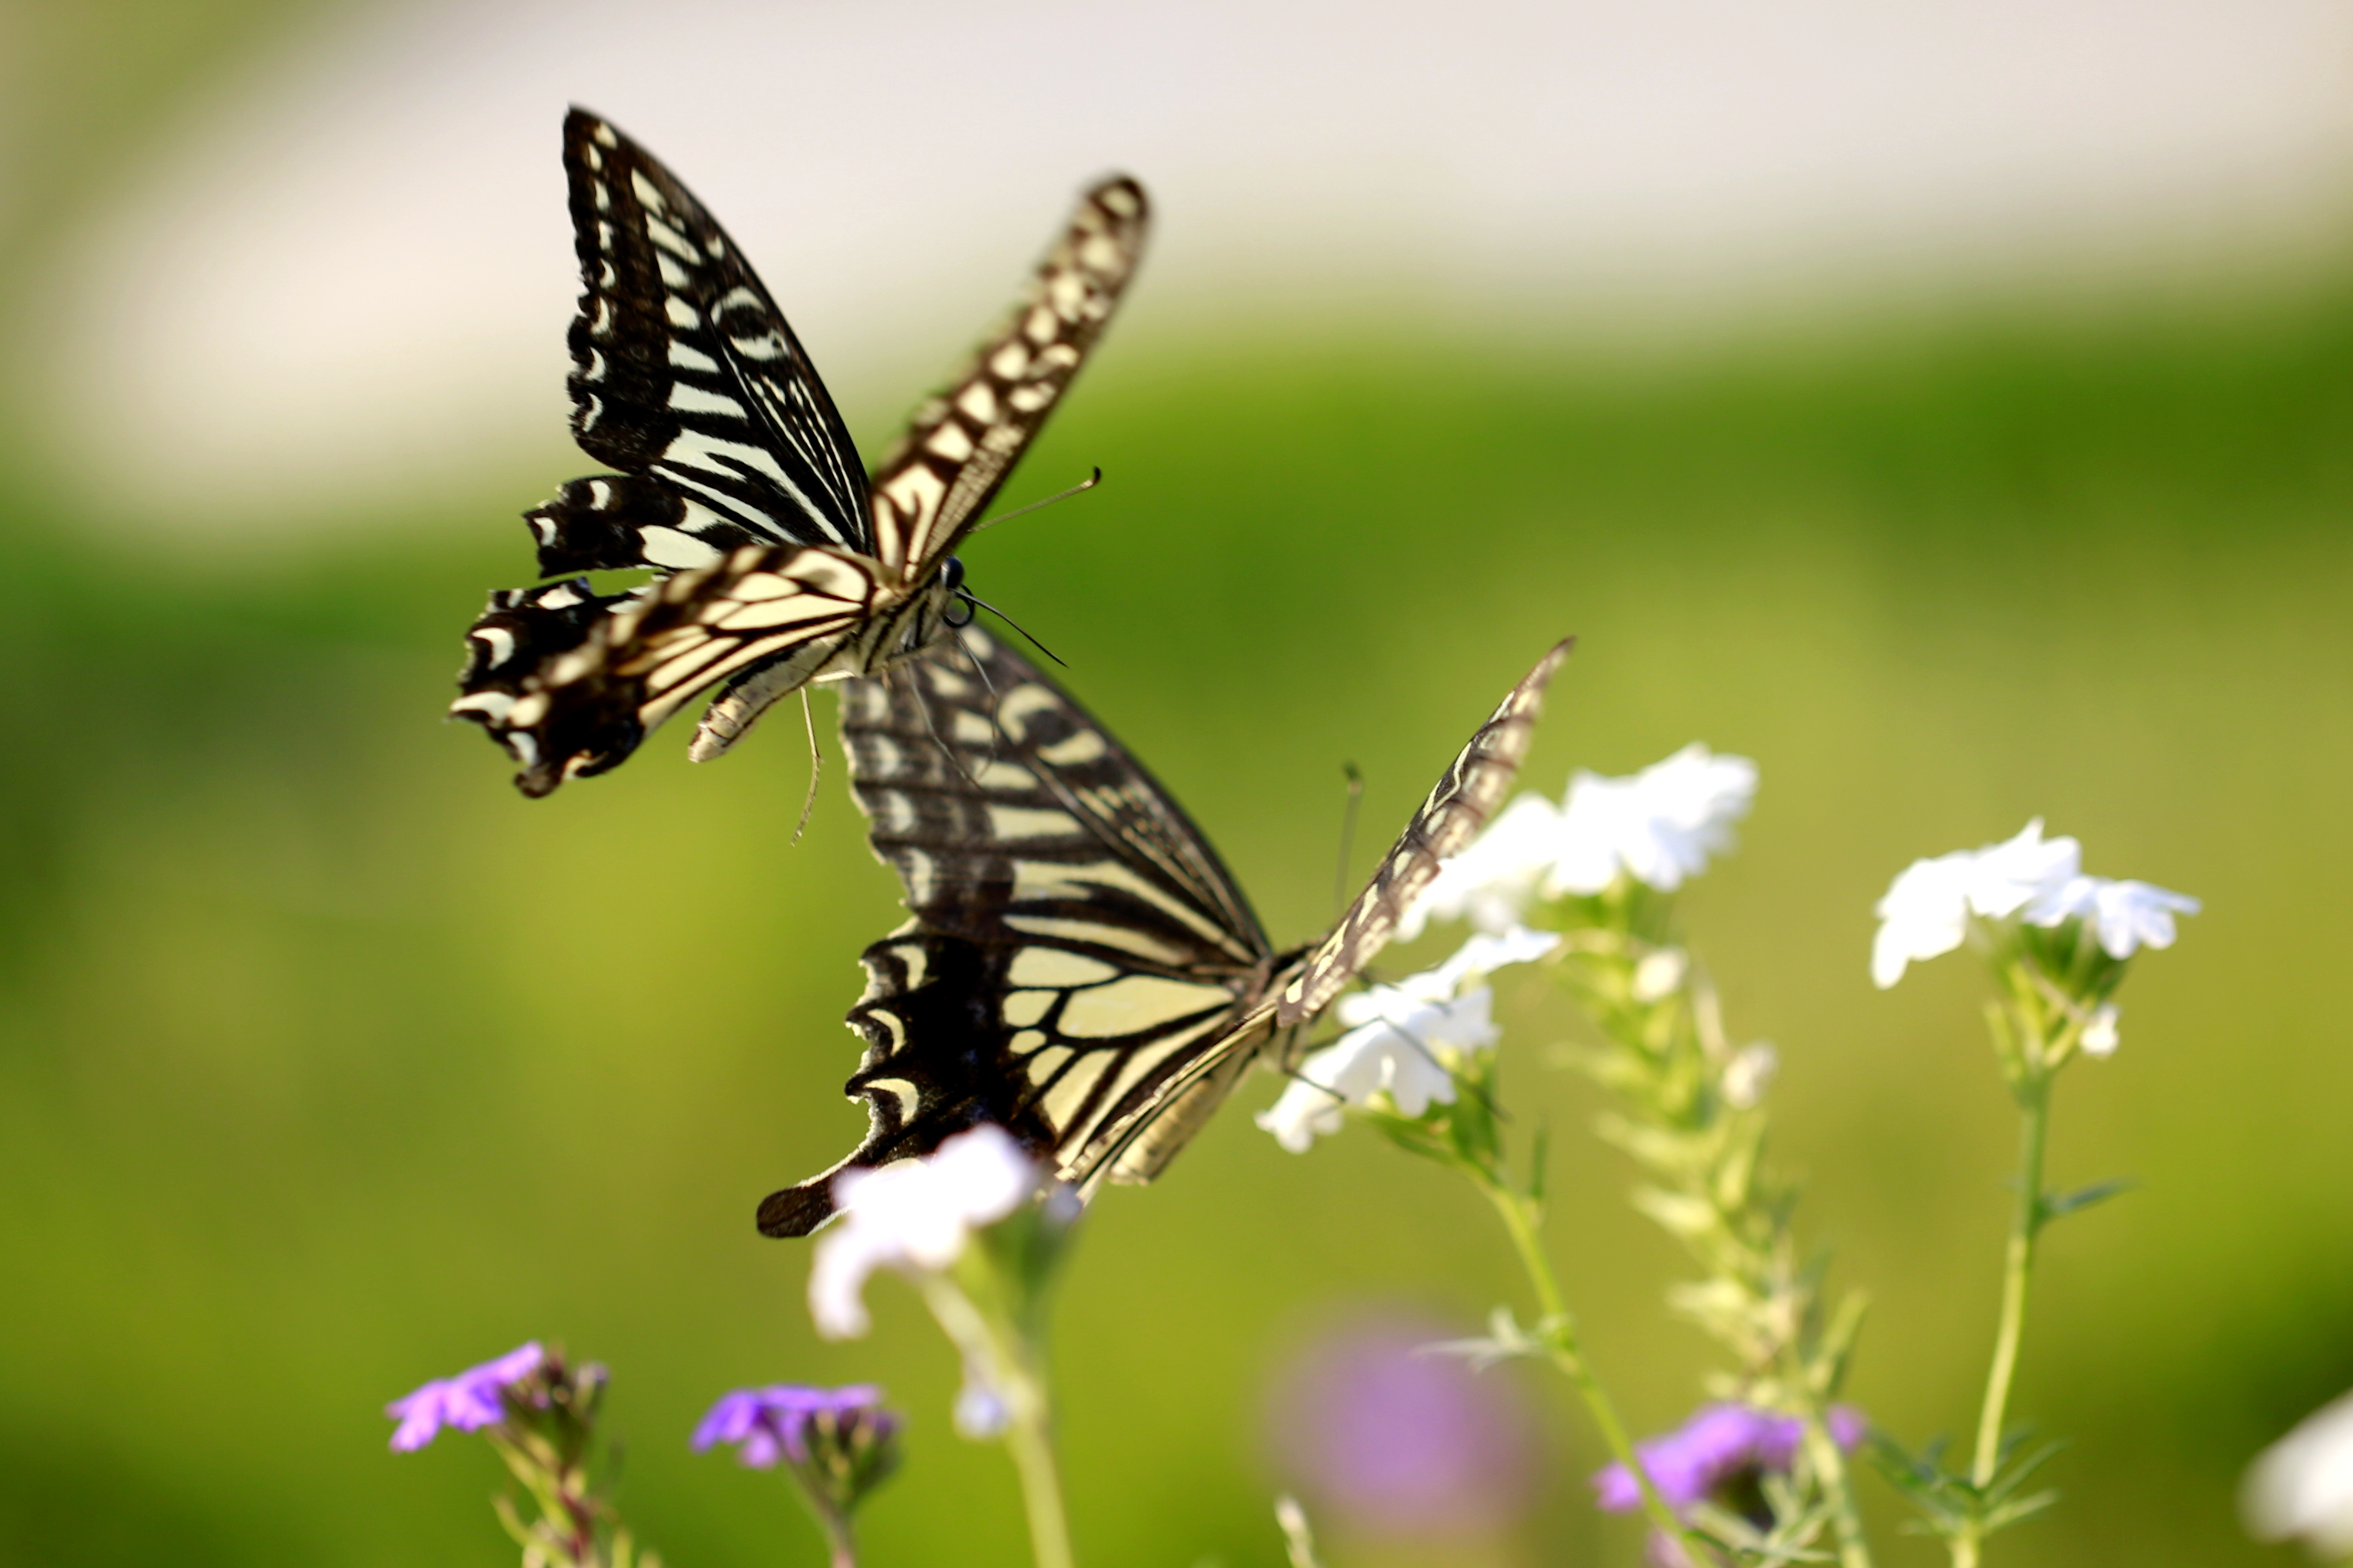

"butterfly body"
[757,628,1571,1237]
[454,110,1148,796]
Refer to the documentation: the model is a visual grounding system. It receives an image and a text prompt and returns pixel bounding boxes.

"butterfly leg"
[792,687,823,844]
[954,628,1009,771]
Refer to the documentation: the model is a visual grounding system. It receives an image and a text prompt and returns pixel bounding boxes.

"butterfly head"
[937,556,976,630]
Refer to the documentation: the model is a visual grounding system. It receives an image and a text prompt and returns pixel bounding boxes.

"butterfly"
[451,109,1150,797]
[757,628,1572,1236]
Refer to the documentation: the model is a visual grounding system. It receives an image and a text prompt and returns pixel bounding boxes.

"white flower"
[1549,743,1758,896]
[2079,1003,2120,1058]
[1871,820,2081,989]
[1426,923,1562,989]
[1631,948,1689,1004]
[2025,875,2201,959]
[807,1125,1039,1339]
[1967,819,2082,919]
[1870,848,1980,990]
[1255,928,1557,1153]
[1722,1043,1779,1109]
[1253,1007,1468,1153]
[2244,1386,2353,1558]
[1398,794,1563,941]
[1397,744,1757,940]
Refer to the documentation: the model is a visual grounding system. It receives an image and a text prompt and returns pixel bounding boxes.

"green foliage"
[4,215,2352,1568]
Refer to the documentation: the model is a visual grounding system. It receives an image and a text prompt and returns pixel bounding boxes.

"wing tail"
[450,543,879,796]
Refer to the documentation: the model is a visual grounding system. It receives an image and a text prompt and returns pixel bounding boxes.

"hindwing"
[756,626,1267,1236]
[454,544,882,797]
[757,631,1572,1235]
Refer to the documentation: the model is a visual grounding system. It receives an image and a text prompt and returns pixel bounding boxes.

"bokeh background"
[3,2,2350,1564]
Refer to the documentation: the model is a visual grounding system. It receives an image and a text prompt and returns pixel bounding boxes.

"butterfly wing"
[866,176,1150,578]
[557,109,870,554]
[454,544,885,797]
[1083,638,1573,1191]
[757,635,1572,1234]
[1273,639,1574,1026]
[757,625,1266,1236]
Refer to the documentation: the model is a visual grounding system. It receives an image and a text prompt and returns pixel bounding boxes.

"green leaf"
[2042,1177,2137,1222]
[1419,1305,1549,1370]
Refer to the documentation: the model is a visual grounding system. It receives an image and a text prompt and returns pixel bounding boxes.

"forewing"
[451,544,880,797]
[563,109,869,551]
[868,176,1149,577]
[1274,638,1575,1026]
[755,625,1264,1235]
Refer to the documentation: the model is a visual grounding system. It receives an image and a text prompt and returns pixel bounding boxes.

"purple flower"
[1268,1313,1538,1538]
[1593,1402,1868,1513]
[385,1342,545,1452]
[692,1384,888,1469]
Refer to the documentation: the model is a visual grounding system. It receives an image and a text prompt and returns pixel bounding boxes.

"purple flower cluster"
[385,1342,545,1452]
[693,1385,892,1469]
[1268,1315,1537,1537]
[1594,1403,1868,1512]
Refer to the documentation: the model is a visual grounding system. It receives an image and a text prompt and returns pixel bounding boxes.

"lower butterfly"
[757,629,1572,1237]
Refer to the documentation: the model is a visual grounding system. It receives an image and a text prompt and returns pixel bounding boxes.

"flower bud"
[1631,948,1689,1004]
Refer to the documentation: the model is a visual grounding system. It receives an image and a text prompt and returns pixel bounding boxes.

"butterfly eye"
[941,557,967,595]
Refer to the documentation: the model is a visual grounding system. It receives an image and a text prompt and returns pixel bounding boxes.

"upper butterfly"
[757,630,1571,1237]
[451,109,1149,797]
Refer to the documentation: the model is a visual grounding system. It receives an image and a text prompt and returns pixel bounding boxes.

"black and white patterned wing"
[453,545,883,797]
[557,108,869,557]
[867,176,1149,578]
[1273,639,1573,1026]
[755,625,1266,1236]
[1089,638,1574,1189]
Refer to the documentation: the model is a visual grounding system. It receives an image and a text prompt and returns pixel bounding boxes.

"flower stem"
[918,1271,1077,1568]
[1798,1406,1874,1568]
[1004,1396,1076,1568]
[1482,1182,1704,1559]
[818,1509,860,1568]
[1971,1074,2049,1491]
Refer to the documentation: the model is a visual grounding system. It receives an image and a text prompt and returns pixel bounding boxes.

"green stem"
[1951,1066,2052,1568]
[1972,1076,2049,1489]
[1798,1410,1874,1568]
[920,1273,1076,1568]
[816,1507,860,1568]
[1004,1397,1075,1568]
[1483,1182,1706,1560]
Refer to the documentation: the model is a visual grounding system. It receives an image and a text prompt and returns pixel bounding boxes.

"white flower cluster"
[808,1125,1040,1339]
[1402,744,1759,940]
[1256,927,1560,1152]
[2245,1387,2353,1559]
[1871,818,2201,1005]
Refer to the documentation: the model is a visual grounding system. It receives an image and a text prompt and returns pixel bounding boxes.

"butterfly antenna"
[1332,761,1364,919]
[790,688,823,845]
[965,595,1068,668]
[971,467,1102,533]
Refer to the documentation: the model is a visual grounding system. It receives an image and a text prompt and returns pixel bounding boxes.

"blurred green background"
[4,6,2352,1567]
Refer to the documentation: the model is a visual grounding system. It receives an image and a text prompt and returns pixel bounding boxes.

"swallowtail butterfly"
[452,109,1149,797]
[757,630,1572,1236]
